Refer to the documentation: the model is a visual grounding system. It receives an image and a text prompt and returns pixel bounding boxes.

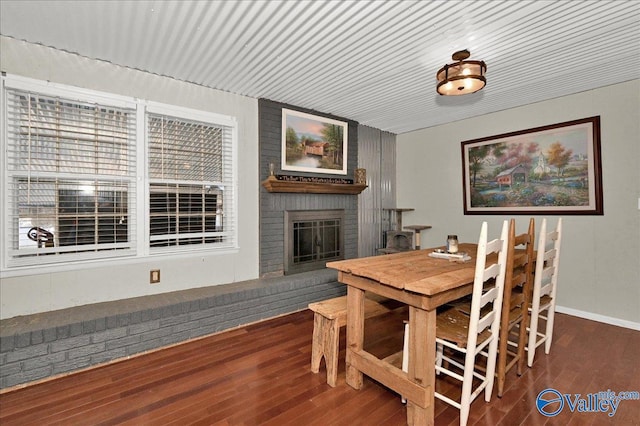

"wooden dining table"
[326,243,481,426]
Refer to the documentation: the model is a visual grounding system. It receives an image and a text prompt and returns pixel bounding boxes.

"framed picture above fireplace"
[281,109,348,175]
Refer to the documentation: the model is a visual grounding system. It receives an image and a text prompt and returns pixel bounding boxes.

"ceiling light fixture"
[436,49,487,96]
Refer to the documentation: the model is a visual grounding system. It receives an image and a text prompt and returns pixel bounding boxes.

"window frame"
[1,75,239,273]
[145,101,238,255]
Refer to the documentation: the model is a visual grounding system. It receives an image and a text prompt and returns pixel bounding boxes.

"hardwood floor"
[1,307,638,425]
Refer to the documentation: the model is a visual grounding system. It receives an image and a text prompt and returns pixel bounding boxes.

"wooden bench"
[309,295,390,387]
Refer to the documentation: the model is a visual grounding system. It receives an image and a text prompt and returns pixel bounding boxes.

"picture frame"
[461,116,603,215]
[281,108,348,175]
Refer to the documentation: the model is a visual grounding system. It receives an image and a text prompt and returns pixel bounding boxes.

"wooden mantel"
[261,176,367,195]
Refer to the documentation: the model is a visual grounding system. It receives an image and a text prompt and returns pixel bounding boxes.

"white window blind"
[147,113,235,250]
[4,88,137,266]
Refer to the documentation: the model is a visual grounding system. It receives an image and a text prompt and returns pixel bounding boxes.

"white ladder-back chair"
[402,220,509,426]
[527,218,562,367]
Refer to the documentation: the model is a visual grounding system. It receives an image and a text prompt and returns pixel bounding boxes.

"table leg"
[346,286,365,389]
[406,306,435,426]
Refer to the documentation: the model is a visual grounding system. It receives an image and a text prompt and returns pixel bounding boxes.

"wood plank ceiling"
[1,0,639,134]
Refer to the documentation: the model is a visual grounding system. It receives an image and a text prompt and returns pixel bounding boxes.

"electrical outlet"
[150,269,160,284]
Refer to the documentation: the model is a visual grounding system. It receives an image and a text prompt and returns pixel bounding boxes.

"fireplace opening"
[284,210,344,275]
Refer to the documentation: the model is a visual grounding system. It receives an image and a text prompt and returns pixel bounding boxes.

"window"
[4,85,137,266]
[2,76,237,269]
[147,110,235,250]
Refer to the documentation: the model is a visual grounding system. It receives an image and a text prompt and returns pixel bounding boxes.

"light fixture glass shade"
[436,50,487,96]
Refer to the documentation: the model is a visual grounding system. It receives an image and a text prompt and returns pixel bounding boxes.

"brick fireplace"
[258,99,359,277]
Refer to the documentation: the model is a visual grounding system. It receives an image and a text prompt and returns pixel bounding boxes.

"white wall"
[397,80,640,327]
[0,37,260,319]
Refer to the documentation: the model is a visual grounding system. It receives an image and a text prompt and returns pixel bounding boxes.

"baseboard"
[556,305,640,331]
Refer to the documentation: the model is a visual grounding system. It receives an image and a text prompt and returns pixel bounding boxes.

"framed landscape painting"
[461,116,603,215]
[281,109,348,175]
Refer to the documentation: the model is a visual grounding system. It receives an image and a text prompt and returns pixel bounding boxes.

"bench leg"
[310,313,341,387]
[311,313,324,374]
[325,316,340,387]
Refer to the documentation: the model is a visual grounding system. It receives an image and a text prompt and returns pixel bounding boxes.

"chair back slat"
[512,270,528,288]
[485,237,504,255]
[513,234,530,246]
[477,311,495,334]
[479,286,498,308]
[542,247,557,263]
[540,264,555,281]
[482,262,500,282]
